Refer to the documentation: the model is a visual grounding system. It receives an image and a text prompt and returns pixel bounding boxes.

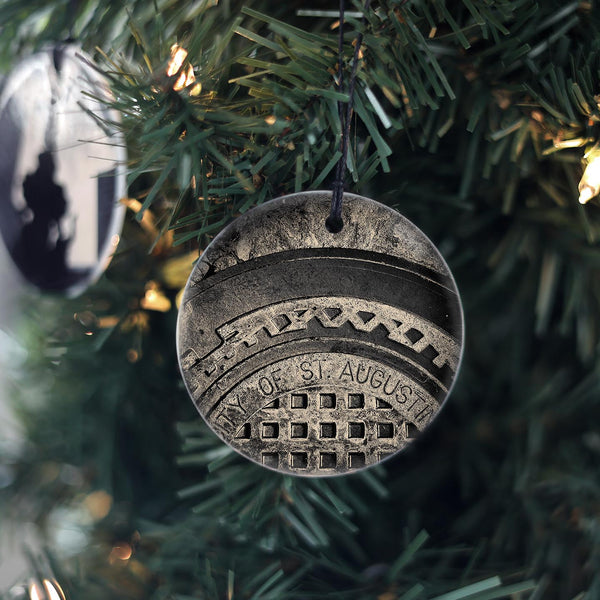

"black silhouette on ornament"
[15,151,73,289]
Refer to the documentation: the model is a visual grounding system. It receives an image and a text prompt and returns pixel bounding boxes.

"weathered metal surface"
[177,191,464,476]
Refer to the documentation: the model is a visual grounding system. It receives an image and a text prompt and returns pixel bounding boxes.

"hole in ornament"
[405,328,424,344]
[291,393,308,408]
[376,398,392,409]
[272,313,292,332]
[320,393,336,408]
[348,452,365,468]
[320,452,337,469]
[357,311,375,324]
[320,423,336,438]
[378,452,393,461]
[291,452,308,468]
[377,423,393,438]
[291,423,308,438]
[262,423,279,438]
[236,423,251,439]
[325,215,344,233]
[262,452,279,468]
[323,307,342,320]
[348,422,365,438]
[406,422,419,438]
[421,344,440,362]
[264,398,280,409]
[348,393,364,408]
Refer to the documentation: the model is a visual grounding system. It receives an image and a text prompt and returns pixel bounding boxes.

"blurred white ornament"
[0,44,126,296]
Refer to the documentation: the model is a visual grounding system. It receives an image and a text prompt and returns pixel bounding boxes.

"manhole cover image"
[177,191,464,476]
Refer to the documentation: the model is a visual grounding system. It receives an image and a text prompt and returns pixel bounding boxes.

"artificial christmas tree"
[1,1,599,599]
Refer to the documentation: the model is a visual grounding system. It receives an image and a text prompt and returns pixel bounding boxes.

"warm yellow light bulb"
[167,44,199,93]
[109,543,133,563]
[28,580,65,600]
[579,154,600,204]
[140,283,172,312]
[29,582,43,600]
[167,45,188,77]
[43,579,66,600]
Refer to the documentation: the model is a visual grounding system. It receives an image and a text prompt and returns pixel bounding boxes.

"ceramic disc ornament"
[177,192,464,476]
[0,44,126,296]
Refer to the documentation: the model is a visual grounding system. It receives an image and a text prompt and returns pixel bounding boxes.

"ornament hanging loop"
[326,182,345,233]
[327,0,371,233]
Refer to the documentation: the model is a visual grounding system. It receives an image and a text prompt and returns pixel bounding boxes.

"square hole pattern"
[291,452,308,468]
[262,423,279,438]
[291,394,308,409]
[348,422,365,438]
[348,393,364,408]
[320,393,336,408]
[262,452,279,468]
[291,422,308,438]
[320,422,336,438]
[320,452,337,468]
[252,393,407,472]
[377,423,393,438]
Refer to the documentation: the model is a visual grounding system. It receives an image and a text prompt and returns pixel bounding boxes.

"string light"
[578,152,600,204]
[29,579,66,600]
[83,490,113,520]
[28,582,42,600]
[43,579,65,600]
[127,349,141,363]
[140,282,172,312]
[109,542,133,564]
[167,44,202,96]
[167,45,188,79]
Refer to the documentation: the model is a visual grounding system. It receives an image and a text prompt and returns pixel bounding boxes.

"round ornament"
[177,191,464,476]
[0,44,126,296]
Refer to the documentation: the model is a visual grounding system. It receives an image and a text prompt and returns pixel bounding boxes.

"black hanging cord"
[65,0,79,43]
[326,0,371,233]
